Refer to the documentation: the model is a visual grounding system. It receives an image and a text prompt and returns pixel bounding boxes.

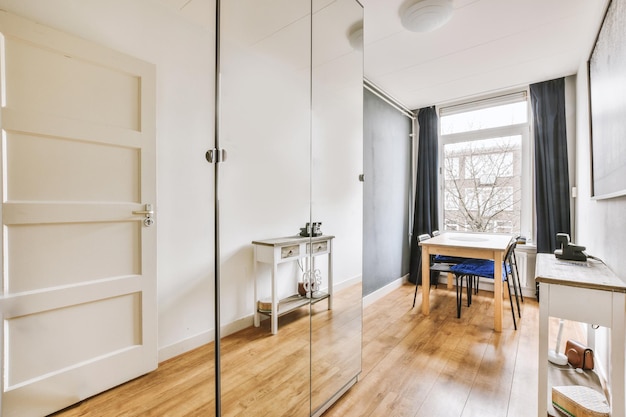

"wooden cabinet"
[536,253,626,416]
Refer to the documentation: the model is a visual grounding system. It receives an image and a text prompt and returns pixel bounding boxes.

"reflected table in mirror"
[252,235,334,334]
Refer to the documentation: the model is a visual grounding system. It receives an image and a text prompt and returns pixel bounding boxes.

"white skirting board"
[363,275,407,308]
[159,274,364,362]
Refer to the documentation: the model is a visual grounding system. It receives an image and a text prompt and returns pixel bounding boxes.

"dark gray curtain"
[530,78,571,253]
[409,106,439,285]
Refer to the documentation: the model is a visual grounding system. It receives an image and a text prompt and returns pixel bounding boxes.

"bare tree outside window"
[440,96,529,236]
[443,136,522,233]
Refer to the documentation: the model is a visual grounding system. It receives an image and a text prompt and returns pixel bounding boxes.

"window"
[439,92,531,237]
[446,156,460,180]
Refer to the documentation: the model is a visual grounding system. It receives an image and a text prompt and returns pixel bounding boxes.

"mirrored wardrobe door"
[310,1,363,415]
[217,0,313,415]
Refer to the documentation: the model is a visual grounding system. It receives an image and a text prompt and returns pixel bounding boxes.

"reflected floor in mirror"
[50,284,583,417]
[219,282,362,417]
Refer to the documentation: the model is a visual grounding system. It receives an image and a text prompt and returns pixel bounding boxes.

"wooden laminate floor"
[51,283,584,417]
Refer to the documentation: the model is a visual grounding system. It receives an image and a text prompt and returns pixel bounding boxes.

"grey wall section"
[363,88,412,296]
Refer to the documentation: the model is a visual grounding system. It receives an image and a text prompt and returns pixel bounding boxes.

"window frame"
[438,91,533,238]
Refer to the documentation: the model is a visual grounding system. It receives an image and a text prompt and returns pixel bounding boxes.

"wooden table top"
[252,235,334,247]
[419,232,513,251]
[535,253,626,293]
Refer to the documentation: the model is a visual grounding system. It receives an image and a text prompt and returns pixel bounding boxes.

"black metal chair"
[450,239,521,329]
[431,230,468,264]
[511,238,525,306]
[412,234,470,319]
[466,240,523,314]
[431,230,471,275]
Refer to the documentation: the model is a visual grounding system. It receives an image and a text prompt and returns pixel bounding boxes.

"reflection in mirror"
[218,0,312,415]
[219,0,362,414]
[311,0,363,415]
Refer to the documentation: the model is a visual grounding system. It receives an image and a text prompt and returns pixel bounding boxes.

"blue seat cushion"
[434,255,467,263]
[450,259,510,280]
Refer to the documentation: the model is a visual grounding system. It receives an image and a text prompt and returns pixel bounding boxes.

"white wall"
[575,67,626,285]
[575,57,626,399]
[0,0,217,360]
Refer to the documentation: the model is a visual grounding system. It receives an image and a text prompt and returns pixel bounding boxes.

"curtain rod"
[364,78,416,120]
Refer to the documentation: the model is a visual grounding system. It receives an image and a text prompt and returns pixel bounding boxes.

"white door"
[0,11,157,417]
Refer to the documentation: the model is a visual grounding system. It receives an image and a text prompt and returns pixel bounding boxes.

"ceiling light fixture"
[400,0,453,33]
[348,22,364,51]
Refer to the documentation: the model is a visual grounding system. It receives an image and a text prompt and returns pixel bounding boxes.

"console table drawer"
[308,241,328,254]
[281,245,300,259]
[547,284,613,327]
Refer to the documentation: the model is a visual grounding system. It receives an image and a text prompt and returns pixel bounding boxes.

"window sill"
[514,242,537,254]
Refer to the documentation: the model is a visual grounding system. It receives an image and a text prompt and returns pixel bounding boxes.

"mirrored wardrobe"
[0,0,361,415]
[217,0,363,415]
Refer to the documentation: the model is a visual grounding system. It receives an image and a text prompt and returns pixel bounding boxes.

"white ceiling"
[2,0,610,111]
[0,0,611,118]
[152,0,610,110]
[362,0,609,110]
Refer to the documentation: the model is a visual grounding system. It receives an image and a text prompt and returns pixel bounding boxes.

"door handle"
[133,204,155,227]
[133,204,154,216]
[132,209,154,215]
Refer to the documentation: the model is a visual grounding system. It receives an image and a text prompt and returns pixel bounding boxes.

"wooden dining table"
[419,232,514,332]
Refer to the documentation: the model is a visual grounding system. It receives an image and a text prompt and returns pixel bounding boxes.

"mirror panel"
[311,0,363,415]
[218,0,312,415]
[219,0,362,414]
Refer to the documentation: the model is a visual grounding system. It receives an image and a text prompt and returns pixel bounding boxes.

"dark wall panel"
[363,89,412,296]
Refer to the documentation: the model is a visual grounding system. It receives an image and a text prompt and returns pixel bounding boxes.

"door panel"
[6,130,140,202]
[4,26,142,130]
[7,293,141,387]
[7,222,140,292]
[0,10,156,417]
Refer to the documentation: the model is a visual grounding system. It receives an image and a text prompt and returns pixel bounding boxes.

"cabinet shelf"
[547,362,606,416]
[257,292,330,317]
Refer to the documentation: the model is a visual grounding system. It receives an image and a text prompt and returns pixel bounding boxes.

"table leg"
[421,246,430,316]
[610,292,625,416]
[538,283,549,416]
[447,273,453,289]
[327,240,333,310]
[254,248,260,328]
[494,250,503,332]
[271,262,278,335]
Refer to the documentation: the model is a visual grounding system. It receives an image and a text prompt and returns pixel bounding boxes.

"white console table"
[252,235,334,334]
[536,253,626,416]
